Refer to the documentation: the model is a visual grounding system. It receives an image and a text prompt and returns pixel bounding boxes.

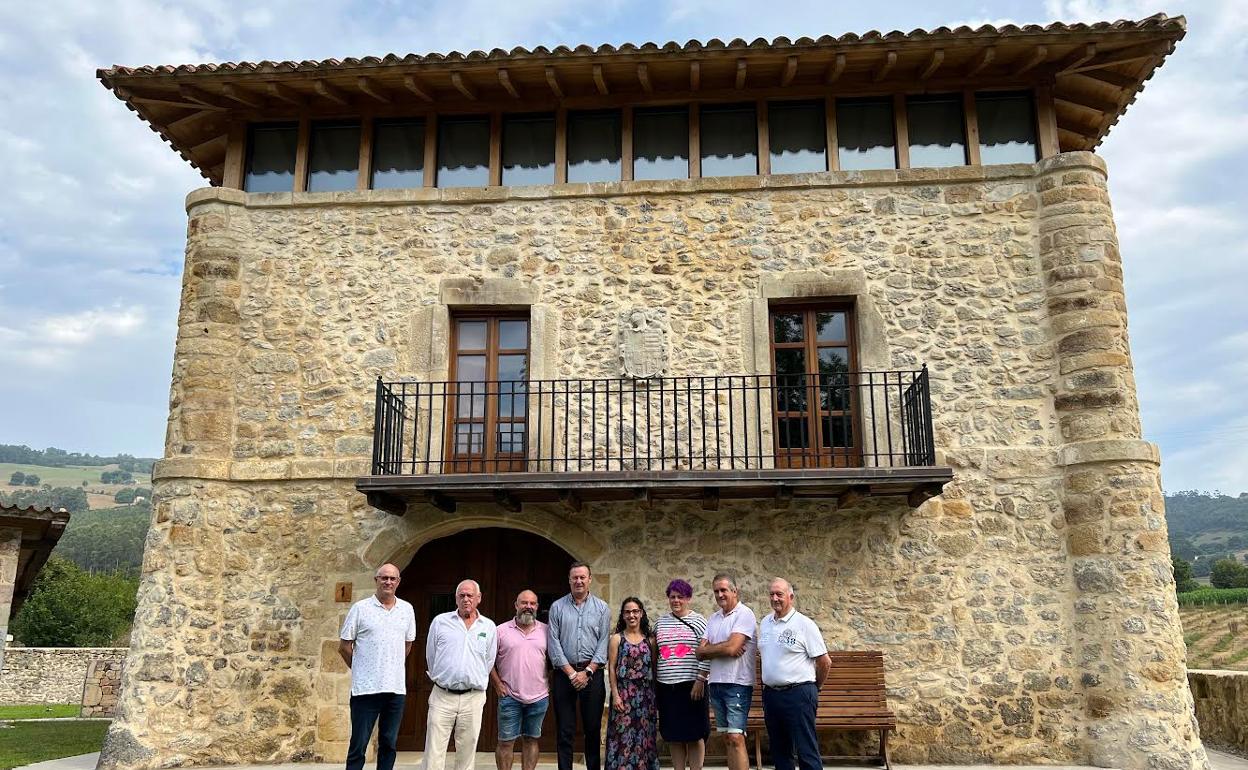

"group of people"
[338,562,831,770]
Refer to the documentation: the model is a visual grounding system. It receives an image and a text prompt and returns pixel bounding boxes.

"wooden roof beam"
[966,46,996,77]
[220,83,262,108]
[403,75,433,101]
[167,109,214,132]
[1057,43,1097,74]
[1064,40,1173,74]
[357,77,391,104]
[498,69,521,98]
[178,85,229,109]
[637,63,652,93]
[313,80,349,106]
[545,66,563,99]
[689,61,700,91]
[1055,90,1120,115]
[735,58,747,89]
[1013,45,1048,76]
[1074,68,1135,89]
[872,51,897,83]
[190,133,227,157]
[450,72,477,100]
[124,91,225,111]
[592,64,609,95]
[267,82,304,106]
[919,49,944,81]
[781,55,798,86]
[825,53,846,84]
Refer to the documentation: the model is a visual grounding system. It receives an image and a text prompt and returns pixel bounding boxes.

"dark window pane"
[701,103,757,178]
[568,110,621,183]
[498,320,528,349]
[634,107,689,181]
[455,423,484,455]
[774,349,807,413]
[372,119,425,189]
[815,312,846,342]
[769,101,826,174]
[457,321,487,350]
[437,116,490,187]
[772,313,804,343]
[776,417,811,449]
[502,114,555,186]
[497,424,526,454]
[836,99,895,171]
[977,92,1038,165]
[245,125,297,192]
[307,123,360,192]
[907,94,967,168]
[774,349,806,376]
[821,416,852,448]
[818,348,850,411]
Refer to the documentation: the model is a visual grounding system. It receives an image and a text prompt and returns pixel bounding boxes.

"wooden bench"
[712,650,895,770]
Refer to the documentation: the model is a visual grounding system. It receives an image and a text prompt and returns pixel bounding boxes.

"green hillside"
[1166,492,1248,577]
[51,505,151,576]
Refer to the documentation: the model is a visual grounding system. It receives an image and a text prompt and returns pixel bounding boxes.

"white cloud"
[0,305,147,368]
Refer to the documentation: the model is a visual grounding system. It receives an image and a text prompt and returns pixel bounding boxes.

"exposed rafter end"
[735,58,748,89]
[403,75,433,101]
[837,485,870,509]
[593,64,609,95]
[872,51,897,83]
[267,82,304,106]
[1057,43,1097,74]
[179,85,229,109]
[545,66,564,99]
[313,80,350,106]
[221,83,262,108]
[1014,45,1048,76]
[825,53,846,84]
[450,72,478,100]
[919,49,944,81]
[357,76,391,104]
[689,61,701,91]
[499,68,521,98]
[637,63,652,93]
[781,55,798,86]
[966,46,996,78]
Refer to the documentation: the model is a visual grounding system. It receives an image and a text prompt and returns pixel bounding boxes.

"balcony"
[356,368,951,514]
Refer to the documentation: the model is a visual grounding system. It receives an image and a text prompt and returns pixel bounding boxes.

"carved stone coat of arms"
[619,308,670,379]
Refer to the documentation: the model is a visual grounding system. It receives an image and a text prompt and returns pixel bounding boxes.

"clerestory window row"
[244,91,1039,193]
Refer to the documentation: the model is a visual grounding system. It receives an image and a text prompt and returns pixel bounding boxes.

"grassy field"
[1179,604,1248,671]
[0,720,107,769]
[0,462,151,510]
[0,704,79,720]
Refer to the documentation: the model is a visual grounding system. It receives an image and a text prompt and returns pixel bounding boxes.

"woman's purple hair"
[666,579,693,598]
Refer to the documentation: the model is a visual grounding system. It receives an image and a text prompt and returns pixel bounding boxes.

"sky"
[0,0,1244,493]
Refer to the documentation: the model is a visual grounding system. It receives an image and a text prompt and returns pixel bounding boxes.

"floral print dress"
[606,636,659,770]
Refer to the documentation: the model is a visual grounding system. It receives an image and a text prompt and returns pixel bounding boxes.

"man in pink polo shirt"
[490,590,550,770]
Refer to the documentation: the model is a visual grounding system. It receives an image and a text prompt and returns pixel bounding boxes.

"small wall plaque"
[335,582,353,603]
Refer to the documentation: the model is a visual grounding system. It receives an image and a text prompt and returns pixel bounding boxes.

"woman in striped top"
[654,579,712,770]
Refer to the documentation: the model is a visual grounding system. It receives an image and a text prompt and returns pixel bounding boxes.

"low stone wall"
[1190,669,1248,755]
[0,647,127,706]
[82,657,125,717]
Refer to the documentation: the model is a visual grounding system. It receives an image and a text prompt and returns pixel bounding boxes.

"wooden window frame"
[242,121,299,193]
[765,98,831,174]
[767,301,861,469]
[447,311,531,473]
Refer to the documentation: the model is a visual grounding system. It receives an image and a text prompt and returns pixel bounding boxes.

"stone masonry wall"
[99,153,1205,770]
[82,656,126,717]
[0,647,128,705]
[1189,670,1248,755]
[0,527,18,672]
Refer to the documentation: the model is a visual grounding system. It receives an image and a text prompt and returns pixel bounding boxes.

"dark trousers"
[762,683,821,770]
[552,668,606,770]
[346,692,406,770]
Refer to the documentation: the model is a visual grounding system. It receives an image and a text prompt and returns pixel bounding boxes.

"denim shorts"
[707,683,752,734]
[497,695,549,741]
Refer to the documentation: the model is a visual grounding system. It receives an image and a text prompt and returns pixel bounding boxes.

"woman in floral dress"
[606,597,659,770]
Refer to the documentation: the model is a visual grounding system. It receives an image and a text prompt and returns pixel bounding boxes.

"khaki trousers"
[422,686,487,770]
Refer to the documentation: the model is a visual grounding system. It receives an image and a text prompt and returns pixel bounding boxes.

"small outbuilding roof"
[98,14,1185,185]
[0,504,71,614]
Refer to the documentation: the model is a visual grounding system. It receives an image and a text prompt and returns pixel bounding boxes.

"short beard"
[516,610,536,626]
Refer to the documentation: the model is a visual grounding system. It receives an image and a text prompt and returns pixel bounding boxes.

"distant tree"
[9,558,138,646]
[100,470,135,485]
[9,471,24,485]
[81,480,89,487]
[1172,556,1198,594]
[50,486,89,513]
[1209,559,1248,589]
[51,505,149,576]
[23,474,39,486]
[114,488,136,504]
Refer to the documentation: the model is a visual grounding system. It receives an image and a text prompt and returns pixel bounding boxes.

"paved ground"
[15,748,1248,770]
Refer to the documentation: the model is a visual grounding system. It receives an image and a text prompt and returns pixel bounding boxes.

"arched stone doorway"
[396,527,576,752]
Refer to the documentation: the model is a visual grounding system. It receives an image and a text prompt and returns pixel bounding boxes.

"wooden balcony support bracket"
[907,483,944,509]
[1014,45,1048,77]
[838,485,870,510]
[593,64,609,96]
[426,492,456,514]
[560,490,583,513]
[267,82,305,106]
[313,80,350,106]
[735,58,748,89]
[494,491,523,513]
[403,75,434,101]
[637,63,652,93]
[773,486,792,509]
[966,46,996,78]
[634,487,654,509]
[367,491,407,516]
[872,51,897,83]
[919,49,944,81]
[221,83,263,108]
[451,72,478,101]
[702,488,720,512]
[357,76,391,104]
[825,53,846,85]
[545,66,564,99]
[781,55,799,87]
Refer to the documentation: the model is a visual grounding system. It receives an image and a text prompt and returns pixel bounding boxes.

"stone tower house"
[96,15,1208,770]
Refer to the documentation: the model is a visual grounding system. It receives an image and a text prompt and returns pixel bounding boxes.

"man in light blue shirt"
[546,561,611,770]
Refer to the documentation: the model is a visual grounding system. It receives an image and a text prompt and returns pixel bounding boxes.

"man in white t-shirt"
[339,563,418,770]
[696,572,756,770]
[758,578,830,770]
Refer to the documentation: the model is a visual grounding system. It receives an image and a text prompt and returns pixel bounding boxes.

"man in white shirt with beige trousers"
[423,579,498,770]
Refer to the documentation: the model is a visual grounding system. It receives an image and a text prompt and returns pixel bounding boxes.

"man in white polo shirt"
[423,579,498,770]
[339,563,418,770]
[696,572,757,770]
[758,578,830,770]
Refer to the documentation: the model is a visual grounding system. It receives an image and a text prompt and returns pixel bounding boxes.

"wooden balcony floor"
[356,466,953,515]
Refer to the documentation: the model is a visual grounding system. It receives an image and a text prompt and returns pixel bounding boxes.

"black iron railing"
[370,368,936,475]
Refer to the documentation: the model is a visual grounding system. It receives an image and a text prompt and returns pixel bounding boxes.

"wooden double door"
[396,528,575,751]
